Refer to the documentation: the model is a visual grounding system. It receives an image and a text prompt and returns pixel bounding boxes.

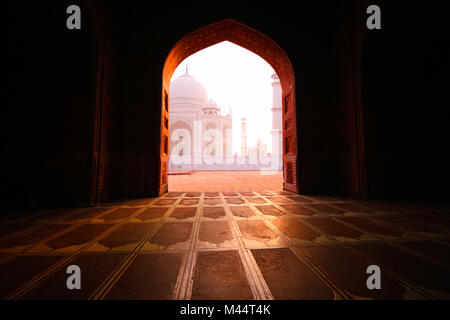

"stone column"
[241,117,247,157]
[271,74,282,169]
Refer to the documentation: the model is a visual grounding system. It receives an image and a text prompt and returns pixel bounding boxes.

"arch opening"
[159,19,297,195]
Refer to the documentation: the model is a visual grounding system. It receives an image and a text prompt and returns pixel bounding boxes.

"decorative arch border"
[159,18,298,194]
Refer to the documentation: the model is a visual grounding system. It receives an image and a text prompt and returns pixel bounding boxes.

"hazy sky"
[170,41,279,154]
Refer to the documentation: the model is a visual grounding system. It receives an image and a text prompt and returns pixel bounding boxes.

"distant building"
[168,66,282,171]
[271,74,283,163]
[241,117,247,157]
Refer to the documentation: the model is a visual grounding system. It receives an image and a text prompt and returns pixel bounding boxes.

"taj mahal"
[168,66,282,171]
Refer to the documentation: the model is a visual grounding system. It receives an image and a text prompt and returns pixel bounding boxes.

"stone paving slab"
[237,220,278,245]
[191,250,253,300]
[337,216,405,239]
[104,253,184,300]
[61,207,113,222]
[21,253,128,300]
[145,222,193,250]
[198,221,233,245]
[398,241,450,265]
[252,248,335,299]
[170,207,197,220]
[300,244,412,299]
[374,215,443,234]
[229,206,255,218]
[0,224,74,253]
[0,255,66,299]
[350,242,450,299]
[279,204,318,216]
[302,217,366,241]
[93,223,155,252]
[134,207,168,222]
[31,224,114,253]
[0,223,38,238]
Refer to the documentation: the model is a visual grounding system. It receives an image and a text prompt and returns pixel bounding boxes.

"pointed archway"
[159,18,297,195]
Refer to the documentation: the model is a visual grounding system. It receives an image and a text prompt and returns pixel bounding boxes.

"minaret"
[271,74,282,167]
[241,117,247,157]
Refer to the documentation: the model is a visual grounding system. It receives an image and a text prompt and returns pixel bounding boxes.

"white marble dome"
[203,99,219,109]
[169,70,208,106]
[202,99,220,115]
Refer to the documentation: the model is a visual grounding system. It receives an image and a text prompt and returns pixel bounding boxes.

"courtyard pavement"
[169,170,283,192]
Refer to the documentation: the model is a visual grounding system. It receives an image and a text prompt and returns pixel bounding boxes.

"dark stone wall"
[4,0,100,211]
[3,0,449,212]
[361,1,450,200]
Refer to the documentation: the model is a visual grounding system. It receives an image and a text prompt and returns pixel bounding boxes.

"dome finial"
[185,64,189,74]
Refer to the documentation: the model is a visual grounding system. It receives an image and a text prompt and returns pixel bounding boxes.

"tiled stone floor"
[0,191,449,300]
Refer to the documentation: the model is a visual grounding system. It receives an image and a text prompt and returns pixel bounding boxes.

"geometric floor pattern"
[0,191,449,300]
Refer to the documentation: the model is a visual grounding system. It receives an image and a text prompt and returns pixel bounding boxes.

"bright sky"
[170,41,279,154]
